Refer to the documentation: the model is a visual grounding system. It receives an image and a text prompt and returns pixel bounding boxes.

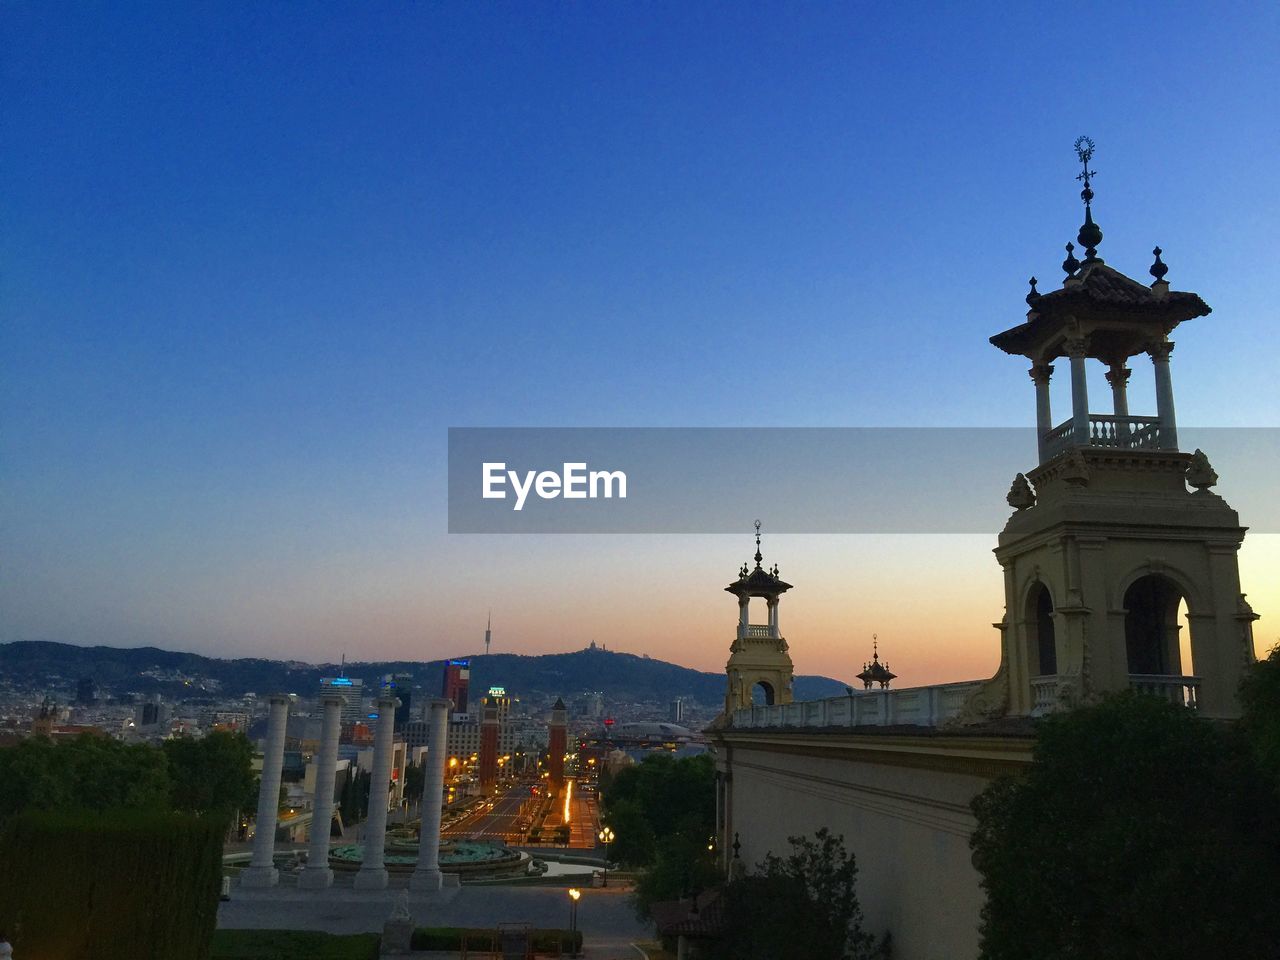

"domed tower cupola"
[722,522,796,715]
[991,136,1211,465]
[856,638,897,690]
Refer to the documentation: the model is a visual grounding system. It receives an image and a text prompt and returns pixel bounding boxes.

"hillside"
[0,641,848,706]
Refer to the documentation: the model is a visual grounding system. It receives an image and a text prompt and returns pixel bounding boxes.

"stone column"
[1066,338,1090,448]
[1105,363,1131,419]
[1029,363,1054,462]
[411,697,452,891]
[299,691,344,889]
[241,693,292,888]
[354,693,398,890]
[767,598,779,638]
[1148,341,1178,450]
[737,598,748,637]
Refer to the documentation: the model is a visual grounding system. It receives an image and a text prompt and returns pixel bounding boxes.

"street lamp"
[567,887,582,958]
[597,826,615,886]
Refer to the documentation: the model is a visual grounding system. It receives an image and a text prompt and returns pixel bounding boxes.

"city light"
[568,887,581,900]
[563,778,573,824]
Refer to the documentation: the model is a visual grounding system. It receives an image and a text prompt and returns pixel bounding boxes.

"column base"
[410,868,442,892]
[238,866,279,889]
[297,866,334,890]
[353,867,389,890]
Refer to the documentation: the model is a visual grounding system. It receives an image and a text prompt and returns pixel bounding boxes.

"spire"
[753,519,763,567]
[1074,136,1103,262]
[484,611,492,656]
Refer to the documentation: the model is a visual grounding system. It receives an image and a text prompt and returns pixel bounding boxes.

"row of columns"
[735,597,781,638]
[240,691,453,892]
[1029,339,1179,463]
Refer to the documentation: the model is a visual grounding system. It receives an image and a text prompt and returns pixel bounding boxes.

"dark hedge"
[0,808,223,960]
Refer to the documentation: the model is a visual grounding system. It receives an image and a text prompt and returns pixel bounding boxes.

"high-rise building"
[669,697,685,723]
[442,659,470,714]
[478,699,500,790]
[320,677,365,726]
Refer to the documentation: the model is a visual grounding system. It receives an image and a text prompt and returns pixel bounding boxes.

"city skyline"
[4,4,1278,687]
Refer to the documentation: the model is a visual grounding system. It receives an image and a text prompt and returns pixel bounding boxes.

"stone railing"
[728,681,983,730]
[741,625,773,639]
[1129,674,1200,709]
[1030,675,1059,717]
[1043,414,1163,460]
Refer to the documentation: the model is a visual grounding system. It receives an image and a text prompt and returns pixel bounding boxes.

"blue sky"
[3,3,1278,679]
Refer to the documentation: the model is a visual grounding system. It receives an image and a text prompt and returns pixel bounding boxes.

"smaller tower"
[484,612,492,656]
[478,698,500,792]
[547,697,567,793]
[856,638,897,690]
[723,522,795,715]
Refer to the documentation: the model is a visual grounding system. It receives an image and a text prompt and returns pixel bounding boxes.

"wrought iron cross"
[1074,135,1097,191]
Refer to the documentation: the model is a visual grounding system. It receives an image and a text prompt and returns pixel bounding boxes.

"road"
[442,783,537,842]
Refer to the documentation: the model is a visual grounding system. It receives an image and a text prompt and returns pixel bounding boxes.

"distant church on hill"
[708,141,1261,960]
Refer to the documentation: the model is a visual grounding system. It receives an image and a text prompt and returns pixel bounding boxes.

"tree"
[0,734,171,823]
[970,692,1280,960]
[162,731,256,822]
[402,760,425,805]
[710,829,886,960]
[1240,642,1280,787]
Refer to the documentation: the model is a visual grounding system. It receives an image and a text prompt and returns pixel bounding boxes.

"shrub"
[970,693,1280,960]
[0,808,224,960]
[210,930,381,960]
[410,926,582,954]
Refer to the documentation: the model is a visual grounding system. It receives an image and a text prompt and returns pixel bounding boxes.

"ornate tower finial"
[1026,277,1040,305]
[754,519,763,567]
[1149,246,1168,282]
[1074,136,1103,262]
[1062,241,1080,277]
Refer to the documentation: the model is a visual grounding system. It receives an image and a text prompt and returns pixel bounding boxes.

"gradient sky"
[3,3,1278,687]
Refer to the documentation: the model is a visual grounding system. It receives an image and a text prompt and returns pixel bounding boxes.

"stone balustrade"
[728,681,983,730]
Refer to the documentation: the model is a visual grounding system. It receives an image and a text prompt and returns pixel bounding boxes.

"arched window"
[1124,575,1184,675]
[751,680,776,706]
[1026,582,1057,676]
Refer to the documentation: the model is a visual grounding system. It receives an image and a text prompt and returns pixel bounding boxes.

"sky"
[3,2,1278,686]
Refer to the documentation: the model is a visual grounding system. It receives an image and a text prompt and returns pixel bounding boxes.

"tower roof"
[856,639,897,686]
[991,260,1210,361]
[991,137,1211,363]
[725,521,792,598]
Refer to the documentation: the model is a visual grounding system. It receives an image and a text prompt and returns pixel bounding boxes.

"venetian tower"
[975,138,1258,721]
[723,521,795,713]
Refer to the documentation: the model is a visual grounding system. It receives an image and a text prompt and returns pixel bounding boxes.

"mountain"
[0,641,848,706]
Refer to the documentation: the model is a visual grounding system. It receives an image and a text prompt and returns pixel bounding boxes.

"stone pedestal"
[381,890,415,956]
[240,694,291,888]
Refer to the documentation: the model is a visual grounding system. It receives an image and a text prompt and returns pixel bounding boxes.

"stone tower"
[973,139,1258,721]
[723,522,795,714]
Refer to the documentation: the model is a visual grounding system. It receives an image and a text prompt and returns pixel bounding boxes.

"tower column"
[1105,363,1131,419]
[1066,338,1090,447]
[737,598,749,638]
[1148,341,1178,449]
[411,697,452,892]
[299,692,344,889]
[1030,363,1054,462]
[241,694,291,888]
[354,693,398,890]
[767,598,779,638]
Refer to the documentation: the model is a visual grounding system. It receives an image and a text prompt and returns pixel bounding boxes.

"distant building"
[320,676,365,725]
[442,659,470,714]
[548,697,567,791]
[669,697,685,723]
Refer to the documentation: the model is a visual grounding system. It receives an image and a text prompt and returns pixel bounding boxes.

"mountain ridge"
[0,640,849,706]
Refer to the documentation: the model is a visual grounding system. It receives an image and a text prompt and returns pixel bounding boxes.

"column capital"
[1028,363,1054,385]
[318,691,347,707]
[1064,337,1090,359]
[1146,340,1175,361]
[267,693,294,707]
[1104,364,1132,385]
